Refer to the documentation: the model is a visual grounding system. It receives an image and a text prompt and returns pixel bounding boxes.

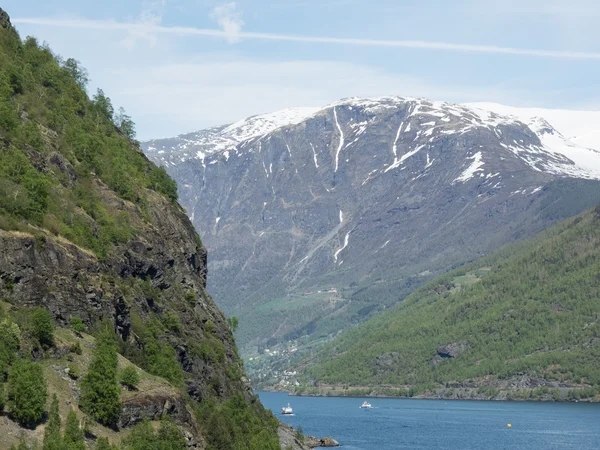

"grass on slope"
[302,207,600,395]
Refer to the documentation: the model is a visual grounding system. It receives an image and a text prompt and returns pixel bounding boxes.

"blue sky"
[4,0,599,139]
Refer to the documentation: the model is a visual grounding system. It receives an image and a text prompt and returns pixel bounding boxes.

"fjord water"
[259,392,600,449]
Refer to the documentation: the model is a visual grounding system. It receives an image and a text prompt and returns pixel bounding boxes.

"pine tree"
[63,410,85,450]
[0,382,5,411]
[43,394,63,450]
[80,330,121,427]
[0,318,20,379]
[7,358,47,427]
[96,437,117,450]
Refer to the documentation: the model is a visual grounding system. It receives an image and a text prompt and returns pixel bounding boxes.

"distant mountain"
[141,97,600,359]
[294,206,600,401]
[467,103,600,152]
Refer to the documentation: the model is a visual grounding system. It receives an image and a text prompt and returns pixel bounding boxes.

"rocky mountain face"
[142,97,600,358]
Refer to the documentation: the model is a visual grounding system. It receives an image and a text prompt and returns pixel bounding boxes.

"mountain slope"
[298,206,600,400]
[0,10,280,449]
[142,96,600,363]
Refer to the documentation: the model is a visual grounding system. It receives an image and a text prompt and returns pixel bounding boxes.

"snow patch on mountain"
[467,103,600,151]
[455,151,484,183]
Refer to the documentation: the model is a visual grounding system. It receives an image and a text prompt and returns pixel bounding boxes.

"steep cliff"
[0,7,279,448]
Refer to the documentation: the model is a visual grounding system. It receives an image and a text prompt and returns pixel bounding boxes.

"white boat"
[360,401,372,409]
[281,403,293,415]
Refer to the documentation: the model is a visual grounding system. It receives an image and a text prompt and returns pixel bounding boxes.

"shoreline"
[261,386,599,403]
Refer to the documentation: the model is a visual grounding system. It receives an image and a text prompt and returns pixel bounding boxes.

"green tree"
[156,417,187,450]
[148,167,178,202]
[96,437,118,450]
[121,418,187,450]
[43,394,63,450]
[114,107,136,140]
[63,410,85,450]
[63,58,89,90]
[120,366,140,391]
[80,330,121,427]
[32,308,54,347]
[7,358,48,427]
[93,88,114,121]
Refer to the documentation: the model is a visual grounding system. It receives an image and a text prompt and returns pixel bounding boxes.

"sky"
[4,0,600,140]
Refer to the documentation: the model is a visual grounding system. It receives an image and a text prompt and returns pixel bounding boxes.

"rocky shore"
[278,422,339,449]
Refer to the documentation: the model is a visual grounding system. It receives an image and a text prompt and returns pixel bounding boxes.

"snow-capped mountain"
[141,96,600,352]
[146,98,600,180]
[144,107,320,167]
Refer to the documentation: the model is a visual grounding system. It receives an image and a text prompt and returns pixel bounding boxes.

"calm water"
[259,392,600,449]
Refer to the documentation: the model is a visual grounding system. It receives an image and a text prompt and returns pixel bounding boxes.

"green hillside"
[0,9,281,449]
[298,207,600,401]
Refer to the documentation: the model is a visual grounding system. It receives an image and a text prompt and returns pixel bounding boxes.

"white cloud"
[209,2,244,43]
[121,0,167,49]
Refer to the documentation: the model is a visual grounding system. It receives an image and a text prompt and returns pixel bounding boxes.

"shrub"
[185,290,197,307]
[162,312,182,334]
[96,437,118,450]
[120,366,140,391]
[70,317,85,335]
[227,316,239,333]
[67,363,80,380]
[69,342,83,355]
[7,358,47,427]
[121,418,186,450]
[32,308,54,347]
[143,336,183,386]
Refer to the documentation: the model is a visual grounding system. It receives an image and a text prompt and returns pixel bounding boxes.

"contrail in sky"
[12,17,600,60]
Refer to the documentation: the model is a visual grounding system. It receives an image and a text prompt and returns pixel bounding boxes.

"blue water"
[258,392,600,449]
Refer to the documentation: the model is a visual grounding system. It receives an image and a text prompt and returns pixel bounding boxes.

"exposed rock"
[305,436,340,448]
[436,342,469,359]
[118,392,191,429]
[0,8,10,29]
[278,421,339,449]
[375,352,400,371]
[278,422,310,450]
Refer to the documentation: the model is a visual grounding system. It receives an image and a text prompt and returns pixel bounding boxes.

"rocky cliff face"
[0,182,242,403]
[0,7,11,29]
[143,97,600,356]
